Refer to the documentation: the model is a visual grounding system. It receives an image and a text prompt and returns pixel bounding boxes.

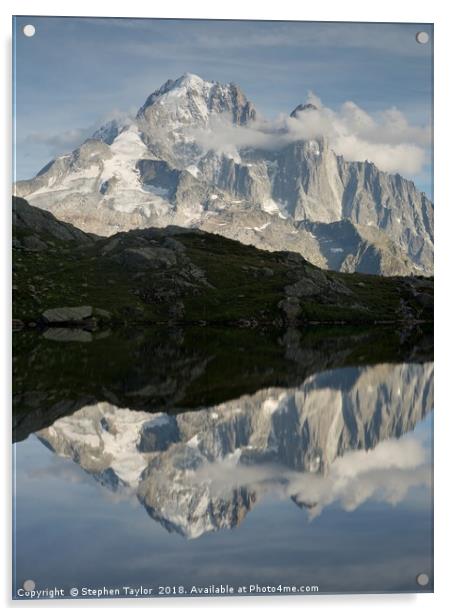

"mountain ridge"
[12,196,434,333]
[14,73,433,277]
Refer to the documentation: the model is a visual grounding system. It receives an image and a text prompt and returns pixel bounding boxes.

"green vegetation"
[12,200,433,327]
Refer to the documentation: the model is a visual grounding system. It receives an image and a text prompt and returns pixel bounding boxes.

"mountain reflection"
[13,324,433,442]
[35,362,433,539]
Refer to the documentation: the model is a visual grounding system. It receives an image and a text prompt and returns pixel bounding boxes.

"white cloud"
[23,108,136,157]
[191,96,431,177]
[22,93,430,179]
[190,435,431,519]
[25,126,95,152]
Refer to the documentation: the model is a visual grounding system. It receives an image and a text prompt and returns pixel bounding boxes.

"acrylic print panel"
[12,16,433,600]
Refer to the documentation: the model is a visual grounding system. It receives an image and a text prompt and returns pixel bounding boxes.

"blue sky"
[13,17,433,195]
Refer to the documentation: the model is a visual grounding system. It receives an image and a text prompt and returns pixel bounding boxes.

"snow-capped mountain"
[36,361,433,539]
[15,73,433,276]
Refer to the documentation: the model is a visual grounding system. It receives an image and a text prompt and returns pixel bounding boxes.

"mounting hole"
[416,573,429,586]
[22,24,36,37]
[415,31,429,44]
[23,579,36,591]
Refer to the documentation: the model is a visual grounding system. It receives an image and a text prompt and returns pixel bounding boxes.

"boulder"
[42,305,93,323]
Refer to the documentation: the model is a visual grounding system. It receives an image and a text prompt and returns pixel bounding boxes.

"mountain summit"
[137,73,256,129]
[290,102,318,117]
[14,74,433,276]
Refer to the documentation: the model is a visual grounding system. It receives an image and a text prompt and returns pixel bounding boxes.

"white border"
[2,1,451,614]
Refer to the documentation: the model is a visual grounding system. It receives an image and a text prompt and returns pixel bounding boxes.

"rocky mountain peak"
[136,73,256,129]
[139,73,213,110]
[290,102,319,118]
[91,117,130,145]
[173,72,212,89]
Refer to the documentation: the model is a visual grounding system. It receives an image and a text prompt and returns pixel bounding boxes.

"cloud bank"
[23,109,136,159]
[23,94,431,180]
[191,94,431,177]
[191,435,431,519]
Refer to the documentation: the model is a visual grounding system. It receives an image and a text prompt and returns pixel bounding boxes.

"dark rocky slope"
[12,197,433,328]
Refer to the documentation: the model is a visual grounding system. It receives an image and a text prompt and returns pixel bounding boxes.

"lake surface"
[12,327,434,598]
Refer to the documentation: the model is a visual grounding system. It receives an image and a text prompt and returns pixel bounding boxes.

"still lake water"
[12,327,434,598]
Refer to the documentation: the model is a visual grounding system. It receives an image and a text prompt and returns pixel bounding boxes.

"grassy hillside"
[12,197,433,327]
